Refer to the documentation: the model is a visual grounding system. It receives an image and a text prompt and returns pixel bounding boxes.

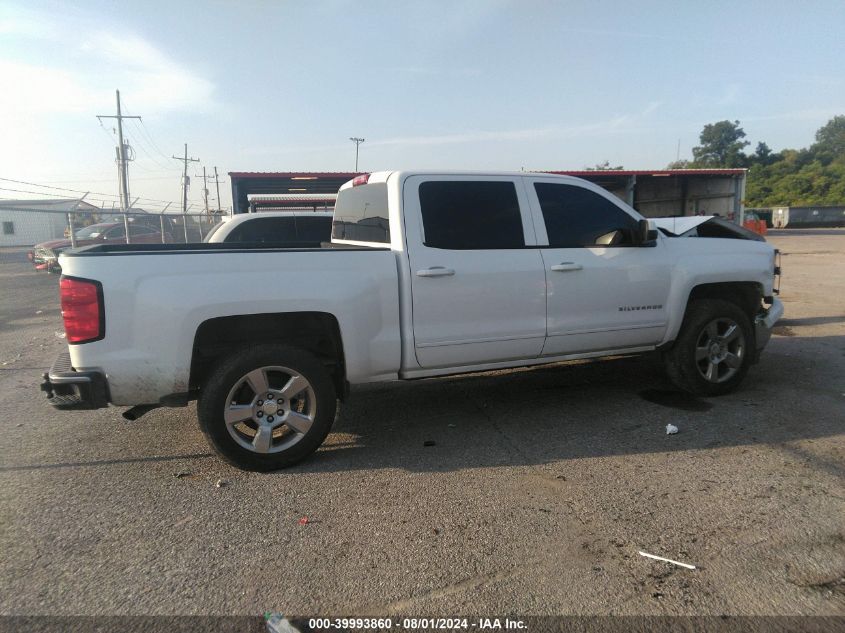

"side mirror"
[637,219,658,246]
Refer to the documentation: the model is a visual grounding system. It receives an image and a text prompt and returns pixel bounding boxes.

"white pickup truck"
[42,171,783,470]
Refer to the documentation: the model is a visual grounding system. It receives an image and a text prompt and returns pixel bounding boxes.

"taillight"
[60,276,104,344]
[352,173,370,186]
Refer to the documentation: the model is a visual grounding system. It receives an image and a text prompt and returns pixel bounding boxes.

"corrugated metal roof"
[545,169,746,177]
[0,198,102,211]
[229,172,361,179]
[247,193,338,202]
[229,169,745,180]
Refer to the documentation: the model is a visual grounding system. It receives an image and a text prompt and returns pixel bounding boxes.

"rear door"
[526,177,672,356]
[403,175,546,369]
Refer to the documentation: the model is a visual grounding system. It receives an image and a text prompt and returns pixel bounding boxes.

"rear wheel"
[198,345,337,470]
[664,299,754,396]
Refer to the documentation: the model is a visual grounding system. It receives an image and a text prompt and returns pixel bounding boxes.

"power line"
[0,177,183,206]
[125,119,179,172]
[126,124,176,172]
[120,98,175,164]
[0,186,181,212]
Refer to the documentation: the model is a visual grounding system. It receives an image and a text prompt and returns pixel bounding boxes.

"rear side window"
[332,183,390,243]
[419,181,524,249]
[534,183,638,248]
[227,217,297,242]
[294,216,332,242]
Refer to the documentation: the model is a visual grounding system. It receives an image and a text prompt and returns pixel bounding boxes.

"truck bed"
[63,241,388,256]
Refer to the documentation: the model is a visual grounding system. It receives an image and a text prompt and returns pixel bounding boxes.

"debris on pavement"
[638,550,696,570]
[54,331,66,339]
[172,515,193,528]
[423,440,436,447]
[665,423,679,435]
[215,478,229,488]
[174,470,191,479]
[298,516,309,525]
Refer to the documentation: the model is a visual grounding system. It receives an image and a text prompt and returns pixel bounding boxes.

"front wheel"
[198,345,337,471]
[664,299,754,397]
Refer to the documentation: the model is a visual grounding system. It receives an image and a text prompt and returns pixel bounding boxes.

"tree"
[666,159,692,169]
[584,160,624,171]
[691,120,750,167]
[751,142,778,166]
[811,115,845,164]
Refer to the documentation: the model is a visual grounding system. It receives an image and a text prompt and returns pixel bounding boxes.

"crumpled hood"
[652,216,765,241]
[652,216,714,234]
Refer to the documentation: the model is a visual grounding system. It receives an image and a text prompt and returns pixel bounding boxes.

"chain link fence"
[0,206,223,271]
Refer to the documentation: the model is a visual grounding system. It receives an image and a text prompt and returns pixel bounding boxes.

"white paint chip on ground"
[666,424,679,435]
[638,550,696,570]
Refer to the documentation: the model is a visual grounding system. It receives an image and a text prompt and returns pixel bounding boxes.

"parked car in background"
[203,211,333,246]
[28,222,172,272]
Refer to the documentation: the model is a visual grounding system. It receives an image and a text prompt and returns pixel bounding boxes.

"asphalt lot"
[0,230,843,618]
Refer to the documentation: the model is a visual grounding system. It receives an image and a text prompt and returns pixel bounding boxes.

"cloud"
[743,108,845,123]
[716,84,741,106]
[390,66,482,77]
[0,6,215,118]
[367,102,662,148]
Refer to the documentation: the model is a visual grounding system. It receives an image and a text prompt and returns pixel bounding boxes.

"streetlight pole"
[349,137,365,171]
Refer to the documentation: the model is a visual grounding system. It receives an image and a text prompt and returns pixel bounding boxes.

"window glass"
[332,183,390,243]
[106,225,126,239]
[534,183,638,247]
[128,224,154,236]
[419,181,524,249]
[294,216,332,242]
[227,217,297,242]
[2,221,13,235]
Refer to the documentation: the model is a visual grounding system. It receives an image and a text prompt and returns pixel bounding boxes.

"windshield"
[74,225,108,239]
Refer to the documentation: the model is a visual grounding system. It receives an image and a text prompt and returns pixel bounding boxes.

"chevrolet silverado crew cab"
[42,171,783,470]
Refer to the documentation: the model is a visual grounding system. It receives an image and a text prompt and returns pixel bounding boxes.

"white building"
[0,199,102,247]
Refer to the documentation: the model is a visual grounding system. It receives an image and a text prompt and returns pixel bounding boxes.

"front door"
[525,178,672,356]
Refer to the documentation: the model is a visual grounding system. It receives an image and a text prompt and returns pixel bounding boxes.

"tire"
[663,299,754,397]
[198,344,337,471]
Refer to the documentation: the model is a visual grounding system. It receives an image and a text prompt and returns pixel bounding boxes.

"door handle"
[416,266,455,278]
[550,262,583,272]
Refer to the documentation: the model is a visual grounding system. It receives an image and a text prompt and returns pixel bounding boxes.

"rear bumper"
[40,351,109,410]
[753,297,784,361]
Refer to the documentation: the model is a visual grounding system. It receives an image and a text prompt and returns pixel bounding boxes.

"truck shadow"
[295,333,845,476]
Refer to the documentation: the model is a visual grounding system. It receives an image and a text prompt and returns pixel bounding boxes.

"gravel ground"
[0,230,843,619]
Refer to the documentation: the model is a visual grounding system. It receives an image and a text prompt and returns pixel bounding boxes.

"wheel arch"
[189,311,347,400]
[661,281,764,350]
[686,281,763,324]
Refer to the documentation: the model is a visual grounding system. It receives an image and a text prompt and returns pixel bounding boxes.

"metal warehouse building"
[0,199,101,247]
[229,169,747,220]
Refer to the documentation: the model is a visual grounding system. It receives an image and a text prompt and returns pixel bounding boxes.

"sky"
[1,0,844,212]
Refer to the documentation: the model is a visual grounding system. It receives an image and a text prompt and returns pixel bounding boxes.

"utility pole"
[97,89,141,242]
[349,137,365,171]
[172,143,200,242]
[195,166,209,215]
[213,166,222,214]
